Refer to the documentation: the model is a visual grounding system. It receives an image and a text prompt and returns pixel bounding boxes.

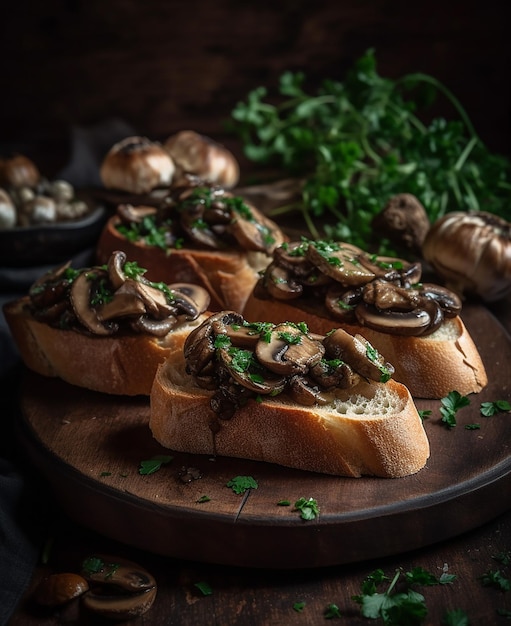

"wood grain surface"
[17,303,511,569]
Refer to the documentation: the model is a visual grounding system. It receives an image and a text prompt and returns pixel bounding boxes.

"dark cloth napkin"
[0,118,138,623]
[0,362,46,626]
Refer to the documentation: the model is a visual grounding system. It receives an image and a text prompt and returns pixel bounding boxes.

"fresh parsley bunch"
[229,49,511,254]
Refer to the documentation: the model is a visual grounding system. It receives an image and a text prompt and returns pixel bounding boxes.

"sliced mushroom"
[180,200,225,249]
[184,311,244,375]
[230,204,285,253]
[70,271,117,335]
[273,241,313,276]
[81,555,157,620]
[213,321,261,349]
[169,283,211,317]
[168,283,209,319]
[420,283,462,318]
[322,328,394,382]
[131,314,177,336]
[362,280,422,311]
[255,323,324,375]
[117,203,157,224]
[309,358,360,389]
[288,375,335,406]
[218,346,286,394]
[355,303,432,337]
[107,250,128,290]
[306,241,375,286]
[324,284,361,322]
[264,263,303,300]
[29,261,74,308]
[357,254,402,282]
[96,292,147,321]
[398,261,423,287]
[117,279,173,318]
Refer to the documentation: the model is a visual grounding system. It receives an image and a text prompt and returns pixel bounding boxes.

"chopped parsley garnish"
[278,331,302,344]
[214,334,232,349]
[82,556,120,579]
[196,495,211,504]
[365,344,392,383]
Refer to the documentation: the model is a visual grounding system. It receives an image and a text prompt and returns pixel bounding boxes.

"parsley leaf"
[293,601,306,612]
[480,569,511,592]
[480,400,511,416]
[196,495,211,503]
[138,455,173,475]
[294,497,320,520]
[226,475,258,494]
[324,603,342,618]
[440,391,470,428]
[441,608,469,626]
[194,581,213,596]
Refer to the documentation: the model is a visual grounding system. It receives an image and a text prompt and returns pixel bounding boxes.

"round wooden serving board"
[17,304,511,569]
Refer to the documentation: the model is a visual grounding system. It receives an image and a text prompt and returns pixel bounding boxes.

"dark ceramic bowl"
[0,202,108,269]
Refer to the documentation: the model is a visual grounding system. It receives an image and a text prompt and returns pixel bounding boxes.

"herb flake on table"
[226,475,258,494]
[440,391,470,429]
[138,454,173,475]
[480,400,511,416]
[194,581,213,596]
[294,497,320,520]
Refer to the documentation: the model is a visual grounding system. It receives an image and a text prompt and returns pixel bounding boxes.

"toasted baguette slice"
[3,297,211,396]
[243,293,487,399]
[150,348,430,478]
[96,215,268,312]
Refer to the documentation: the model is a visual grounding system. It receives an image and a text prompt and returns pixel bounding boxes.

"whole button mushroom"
[0,189,16,229]
[0,154,41,188]
[80,554,157,620]
[164,129,240,188]
[33,572,89,607]
[422,211,511,302]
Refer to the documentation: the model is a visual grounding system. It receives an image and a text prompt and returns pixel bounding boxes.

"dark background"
[0,0,509,178]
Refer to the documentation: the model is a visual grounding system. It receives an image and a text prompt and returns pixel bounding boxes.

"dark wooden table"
[6,299,511,625]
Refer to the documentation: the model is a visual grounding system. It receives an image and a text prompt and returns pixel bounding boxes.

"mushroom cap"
[164,129,240,188]
[34,573,89,607]
[100,136,175,194]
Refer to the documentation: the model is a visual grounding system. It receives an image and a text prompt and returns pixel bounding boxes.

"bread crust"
[243,292,488,399]
[3,297,210,396]
[96,216,266,312]
[149,350,430,478]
